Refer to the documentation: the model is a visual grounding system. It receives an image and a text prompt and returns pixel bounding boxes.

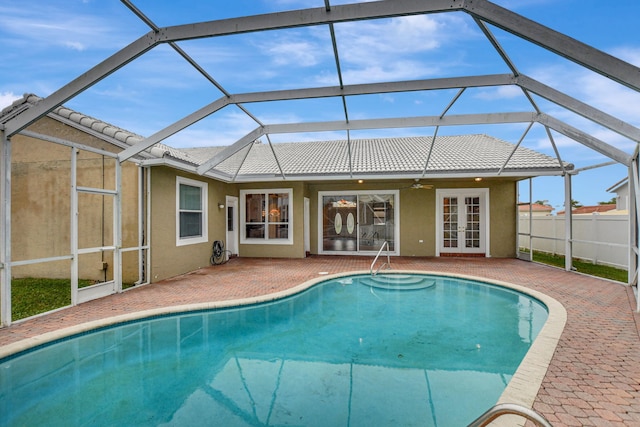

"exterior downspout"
[0,131,11,326]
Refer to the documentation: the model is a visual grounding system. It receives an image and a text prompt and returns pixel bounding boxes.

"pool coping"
[0,269,567,425]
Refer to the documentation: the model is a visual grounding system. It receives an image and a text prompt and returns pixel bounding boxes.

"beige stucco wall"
[305,178,517,258]
[149,167,234,281]
[11,116,141,282]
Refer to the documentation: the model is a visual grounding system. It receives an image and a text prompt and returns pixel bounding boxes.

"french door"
[319,191,398,254]
[436,189,489,256]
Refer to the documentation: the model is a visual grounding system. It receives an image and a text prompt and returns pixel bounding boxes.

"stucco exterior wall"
[149,167,232,282]
[488,180,518,258]
[305,179,517,258]
[11,116,141,282]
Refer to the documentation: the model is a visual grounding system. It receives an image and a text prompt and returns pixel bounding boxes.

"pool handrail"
[370,240,391,276]
[467,403,553,427]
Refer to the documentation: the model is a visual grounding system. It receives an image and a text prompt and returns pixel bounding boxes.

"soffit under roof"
[1,0,639,182]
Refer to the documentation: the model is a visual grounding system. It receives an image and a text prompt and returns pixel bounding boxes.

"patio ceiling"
[2,0,639,181]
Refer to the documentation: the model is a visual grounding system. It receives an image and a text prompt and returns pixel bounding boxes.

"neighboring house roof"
[3,94,572,182]
[557,204,617,215]
[607,177,628,193]
[518,203,554,213]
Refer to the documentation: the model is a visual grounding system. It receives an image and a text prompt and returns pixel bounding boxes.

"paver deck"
[1,256,639,426]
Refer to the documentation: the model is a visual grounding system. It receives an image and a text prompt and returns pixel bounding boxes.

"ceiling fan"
[407,179,433,190]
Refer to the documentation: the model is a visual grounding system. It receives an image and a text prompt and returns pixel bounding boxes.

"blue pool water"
[0,273,547,426]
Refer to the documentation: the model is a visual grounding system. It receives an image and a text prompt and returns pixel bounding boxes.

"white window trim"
[240,188,293,245]
[176,176,208,247]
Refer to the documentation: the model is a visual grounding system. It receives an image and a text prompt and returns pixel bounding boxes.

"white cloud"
[530,62,640,127]
[268,40,322,67]
[474,85,523,101]
[0,92,22,110]
[0,5,128,52]
[335,15,444,63]
[613,47,640,67]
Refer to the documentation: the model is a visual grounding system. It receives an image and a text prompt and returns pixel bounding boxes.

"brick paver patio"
[1,256,639,426]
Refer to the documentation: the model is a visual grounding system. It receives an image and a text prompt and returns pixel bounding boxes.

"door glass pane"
[322,195,357,252]
[465,196,481,249]
[442,197,458,249]
[358,194,395,252]
[227,206,233,232]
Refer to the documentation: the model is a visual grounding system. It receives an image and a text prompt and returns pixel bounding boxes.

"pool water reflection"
[0,274,547,426]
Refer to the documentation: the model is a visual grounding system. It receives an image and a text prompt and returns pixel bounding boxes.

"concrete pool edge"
[0,269,567,423]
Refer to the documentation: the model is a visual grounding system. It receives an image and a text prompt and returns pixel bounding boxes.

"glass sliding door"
[320,192,397,254]
[358,194,395,252]
[321,195,357,252]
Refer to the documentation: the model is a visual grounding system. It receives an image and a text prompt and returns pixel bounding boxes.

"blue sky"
[1,0,639,211]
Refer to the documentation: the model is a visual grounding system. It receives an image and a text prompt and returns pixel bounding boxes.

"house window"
[240,189,292,244]
[176,177,208,246]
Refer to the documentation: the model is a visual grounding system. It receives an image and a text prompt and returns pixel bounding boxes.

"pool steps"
[360,274,436,290]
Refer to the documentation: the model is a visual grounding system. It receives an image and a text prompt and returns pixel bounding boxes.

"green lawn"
[6,255,628,321]
[10,278,93,320]
[531,251,628,283]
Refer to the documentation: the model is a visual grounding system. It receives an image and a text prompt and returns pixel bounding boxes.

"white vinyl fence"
[518,214,629,269]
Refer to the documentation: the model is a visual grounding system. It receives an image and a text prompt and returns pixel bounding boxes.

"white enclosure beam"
[564,173,573,272]
[467,0,640,92]
[517,75,640,143]
[263,112,538,134]
[0,132,11,326]
[196,112,537,174]
[159,0,462,43]
[3,33,160,137]
[70,148,79,306]
[119,97,230,162]
[538,114,632,165]
[120,75,515,162]
[196,127,265,174]
[235,74,516,103]
[20,130,120,159]
[114,160,123,293]
[196,111,625,178]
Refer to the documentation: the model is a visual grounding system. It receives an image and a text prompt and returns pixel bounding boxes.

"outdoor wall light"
[218,203,225,209]
[358,179,364,184]
[474,177,483,182]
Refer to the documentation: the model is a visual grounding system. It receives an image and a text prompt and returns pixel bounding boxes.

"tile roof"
[557,204,617,215]
[184,135,571,178]
[1,94,201,165]
[518,203,554,212]
[3,94,571,180]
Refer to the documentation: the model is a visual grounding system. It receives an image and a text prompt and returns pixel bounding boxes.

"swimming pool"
[0,273,551,426]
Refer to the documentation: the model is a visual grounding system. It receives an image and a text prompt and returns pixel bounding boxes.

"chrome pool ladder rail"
[370,241,391,276]
[467,403,553,427]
